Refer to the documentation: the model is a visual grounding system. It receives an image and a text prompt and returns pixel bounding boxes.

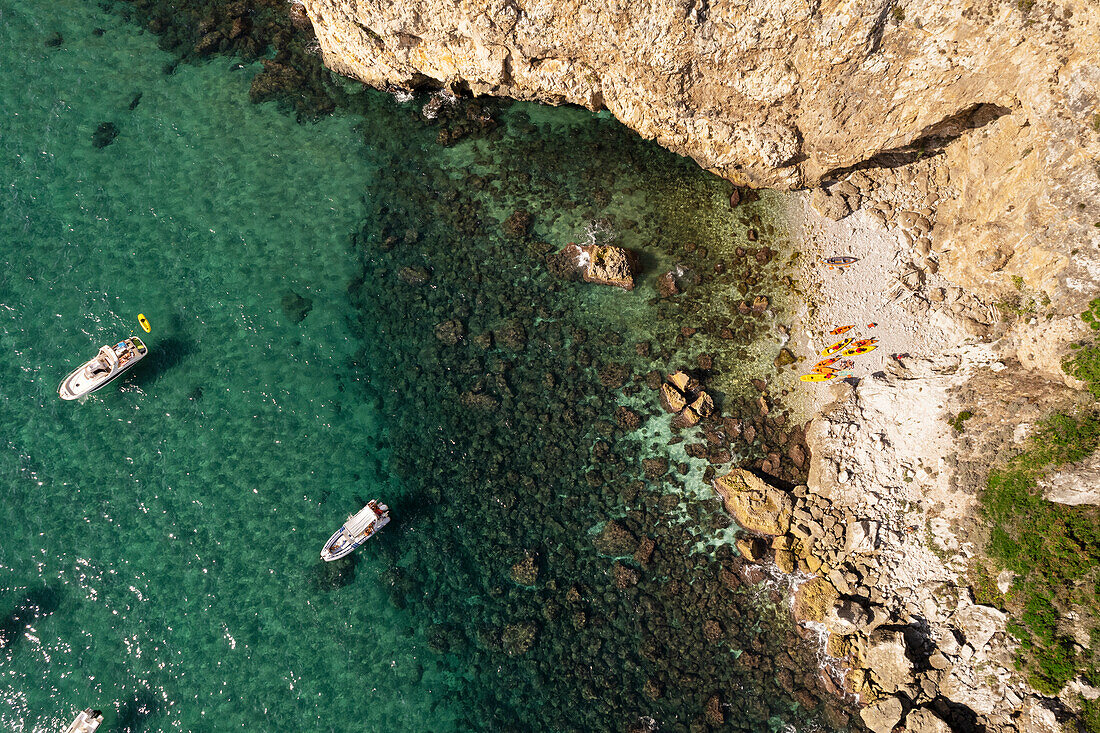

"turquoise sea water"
[1,1,856,731]
[0,3,451,729]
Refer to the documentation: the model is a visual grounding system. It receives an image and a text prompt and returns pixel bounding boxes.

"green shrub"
[1066,299,1100,397]
[950,410,975,432]
[981,412,1100,695]
[1082,695,1100,733]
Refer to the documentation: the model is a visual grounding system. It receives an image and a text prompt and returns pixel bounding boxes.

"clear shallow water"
[0,1,854,731]
[1,2,453,729]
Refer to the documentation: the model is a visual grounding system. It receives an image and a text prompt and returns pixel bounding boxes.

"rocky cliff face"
[302,0,1100,306]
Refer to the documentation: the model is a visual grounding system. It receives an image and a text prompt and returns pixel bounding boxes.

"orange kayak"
[851,338,878,348]
[830,325,856,336]
[820,338,853,356]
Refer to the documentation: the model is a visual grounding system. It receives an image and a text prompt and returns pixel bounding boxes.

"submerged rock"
[280,291,313,323]
[594,520,637,557]
[91,121,119,148]
[510,555,539,586]
[502,209,533,237]
[434,318,465,345]
[493,319,527,351]
[398,265,431,285]
[656,271,680,297]
[501,622,537,655]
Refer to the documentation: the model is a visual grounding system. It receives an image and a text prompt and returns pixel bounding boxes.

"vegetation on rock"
[1066,298,1100,398]
[980,406,1100,693]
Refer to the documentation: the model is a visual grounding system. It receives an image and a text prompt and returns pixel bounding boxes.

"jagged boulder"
[793,576,839,624]
[904,708,952,733]
[860,695,904,733]
[735,535,766,562]
[593,520,637,557]
[844,519,880,555]
[954,601,1007,650]
[554,243,638,290]
[863,629,914,694]
[827,597,872,634]
[712,469,792,536]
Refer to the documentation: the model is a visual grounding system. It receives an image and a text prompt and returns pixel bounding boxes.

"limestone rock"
[774,549,795,574]
[793,576,839,624]
[659,383,687,413]
[826,597,871,635]
[811,187,852,221]
[672,405,701,429]
[562,242,638,290]
[735,535,766,562]
[904,707,951,733]
[712,469,792,536]
[860,695,904,733]
[549,243,638,289]
[954,601,1006,651]
[688,391,713,418]
[667,371,691,391]
[1039,449,1100,505]
[863,629,913,694]
[843,519,880,555]
[583,244,637,290]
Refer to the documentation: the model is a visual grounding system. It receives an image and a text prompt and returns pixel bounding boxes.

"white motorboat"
[58,337,148,400]
[321,500,390,561]
[62,709,103,733]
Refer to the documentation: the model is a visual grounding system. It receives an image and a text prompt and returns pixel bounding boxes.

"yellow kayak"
[842,344,878,356]
[801,372,837,382]
[820,338,853,356]
[138,314,151,333]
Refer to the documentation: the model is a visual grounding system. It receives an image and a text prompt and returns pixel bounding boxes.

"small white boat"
[62,709,103,733]
[58,337,148,400]
[321,500,390,561]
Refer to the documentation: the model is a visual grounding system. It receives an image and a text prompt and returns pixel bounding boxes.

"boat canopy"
[345,505,379,535]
